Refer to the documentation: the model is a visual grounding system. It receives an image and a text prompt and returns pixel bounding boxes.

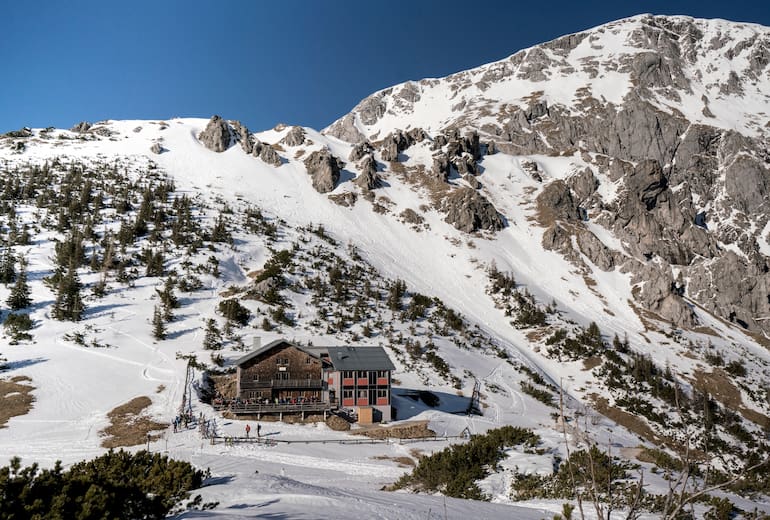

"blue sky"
[1,0,768,133]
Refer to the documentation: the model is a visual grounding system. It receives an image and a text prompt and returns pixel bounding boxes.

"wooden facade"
[236,340,327,403]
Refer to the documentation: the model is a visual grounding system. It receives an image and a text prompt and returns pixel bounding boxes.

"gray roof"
[234,339,319,366]
[326,346,395,371]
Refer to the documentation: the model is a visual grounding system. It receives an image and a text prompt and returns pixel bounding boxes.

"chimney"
[253,336,262,350]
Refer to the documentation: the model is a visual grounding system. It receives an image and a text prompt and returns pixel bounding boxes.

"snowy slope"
[2,13,770,519]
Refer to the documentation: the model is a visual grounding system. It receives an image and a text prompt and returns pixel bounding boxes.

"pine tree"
[156,278,179,321]
[202,319,221,350]
[7,257,31,310]
[152,305,166,340]
[52,264,85,321]
[0,244,16,284]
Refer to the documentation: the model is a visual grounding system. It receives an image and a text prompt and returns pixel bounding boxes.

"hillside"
[1,13,770,519]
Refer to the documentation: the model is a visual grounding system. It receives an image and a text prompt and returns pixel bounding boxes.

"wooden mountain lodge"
[214,338,396,423]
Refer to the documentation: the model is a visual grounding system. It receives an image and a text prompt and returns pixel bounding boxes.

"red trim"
[376,397,389,405]
[357,378,368,386]
[377,377,388,385]
[327,377,334,385]
[357,398,368,406]
[342,398,354,406]
[342,378,354,386]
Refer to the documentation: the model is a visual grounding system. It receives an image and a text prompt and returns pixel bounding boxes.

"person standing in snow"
[257,423,261,438]
[245,424,251,438]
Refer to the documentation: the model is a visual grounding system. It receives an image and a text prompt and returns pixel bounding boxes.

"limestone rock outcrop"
[304,149,343,193]
[442,188,504,233]
[198,115,233,152]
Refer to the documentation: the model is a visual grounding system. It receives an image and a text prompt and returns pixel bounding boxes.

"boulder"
[150,143,164,154]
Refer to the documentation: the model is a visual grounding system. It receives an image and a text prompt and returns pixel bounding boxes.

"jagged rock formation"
[349,141,374,162]
[70,121,91,133]
[304,149,343,193]
[231,121,253,154]
[281,126,306,147]
[442,188,504,233]
[198,115,233,152]
[353,154,381,190]
[253,140,282,167]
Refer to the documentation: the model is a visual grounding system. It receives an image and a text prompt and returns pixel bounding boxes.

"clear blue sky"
[1,0,768,133]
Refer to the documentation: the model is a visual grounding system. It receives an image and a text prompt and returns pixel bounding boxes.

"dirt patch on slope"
[0,376,35,428]
[690,368,770,429]
[590,394,663,445]
[100,396,167,448]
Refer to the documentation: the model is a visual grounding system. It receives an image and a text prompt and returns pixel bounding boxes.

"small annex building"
[229,338,395,422]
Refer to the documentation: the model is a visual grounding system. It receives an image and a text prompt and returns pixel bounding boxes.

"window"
[342,370,355,379]
[305,357,312,364]
[276,357,289,365]
[357,370,367,379]
[357,389,368,399]
[342,389,353,399]
[252,373,260,381]
[275,372,289,380]
[377,370,388,379]
[377,389,388,399]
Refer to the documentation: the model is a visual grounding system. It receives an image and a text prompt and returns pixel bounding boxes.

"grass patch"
[100,396,167,448]
[0,375,35,428]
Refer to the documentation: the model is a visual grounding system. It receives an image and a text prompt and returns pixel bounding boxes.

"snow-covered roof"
[326,346,395,371]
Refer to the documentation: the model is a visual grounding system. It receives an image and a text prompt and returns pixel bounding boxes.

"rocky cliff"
[323,14,770,335]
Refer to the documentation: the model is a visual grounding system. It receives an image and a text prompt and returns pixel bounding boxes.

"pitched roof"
[234,339,319,367]
[325,346,395,371]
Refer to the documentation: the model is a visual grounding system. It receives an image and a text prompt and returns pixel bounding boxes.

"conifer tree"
[202,318,221,350]
[0,244,16,284]
[7,257,31,310]
[156,278,179,321]
[152,305,166,340]
[52,264,85,321]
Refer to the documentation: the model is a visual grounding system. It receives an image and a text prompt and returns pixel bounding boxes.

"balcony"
[240,379,324,390]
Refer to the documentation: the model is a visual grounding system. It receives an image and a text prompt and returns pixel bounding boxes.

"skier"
[257,423,261,438]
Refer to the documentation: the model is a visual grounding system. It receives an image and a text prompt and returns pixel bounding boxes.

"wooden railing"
[239,379,325,390]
